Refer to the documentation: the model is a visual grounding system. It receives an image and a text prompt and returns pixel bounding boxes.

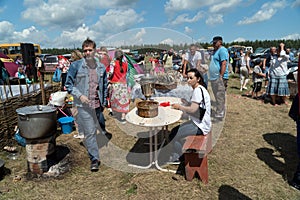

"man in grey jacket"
[65,38,108,172]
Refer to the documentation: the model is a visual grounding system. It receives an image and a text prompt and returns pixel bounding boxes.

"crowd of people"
[2,36,298,187]
[226,42,296,106]
[62,36,230,170]
[58,37,298,172]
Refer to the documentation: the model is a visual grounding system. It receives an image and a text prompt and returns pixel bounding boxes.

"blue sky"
[0,0,299,49]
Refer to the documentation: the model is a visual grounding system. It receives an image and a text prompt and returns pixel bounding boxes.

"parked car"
[62,54,71,60]
[244,46,253,53]
[287,59,299,81]
[250,48,270,63]
[42,55,58,72]
[38,53,52,62]
[253,47,264,53]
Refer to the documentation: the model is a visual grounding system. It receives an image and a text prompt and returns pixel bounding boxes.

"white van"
[244,46,253,53]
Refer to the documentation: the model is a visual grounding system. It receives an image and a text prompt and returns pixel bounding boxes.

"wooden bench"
[182,132,212,183]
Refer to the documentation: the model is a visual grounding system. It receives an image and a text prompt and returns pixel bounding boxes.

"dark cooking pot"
[16,105,57,139]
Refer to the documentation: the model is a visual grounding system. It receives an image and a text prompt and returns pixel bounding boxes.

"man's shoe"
[101,131,112,139]
[290,180,300,191]
[90,160,100,172]
[290,172,300,191]
[214,113,224,119]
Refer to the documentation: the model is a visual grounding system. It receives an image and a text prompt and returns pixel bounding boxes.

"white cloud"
[209,0,242,13]
[132,28,146,44]
[164,0,242,13]
[0,20,95,48]
[48,8,143,48]
[9,6,143,48]
[237,0,287,25]
[206,14,224,26]
[281,33,300,40]
[24,0,137,8]
[0,9,143,48]
[233,37,246,42]
[89,0,139,8]
[184,26,193,34]
[21,0,139,29]
[0,21,50,46]
[164,0,218,13]
[0,21,15,39]
[171,11,204,25]
[291,0,300,7]
[21,2,87,28]
[13,26,38,39]
[93,9,143,37]
[51,24,96,48]
[159,38,174,46]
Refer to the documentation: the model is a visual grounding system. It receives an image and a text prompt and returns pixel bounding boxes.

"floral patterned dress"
[109,57,130,113]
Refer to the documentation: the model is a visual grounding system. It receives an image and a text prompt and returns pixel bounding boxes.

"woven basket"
[154,83,177,90]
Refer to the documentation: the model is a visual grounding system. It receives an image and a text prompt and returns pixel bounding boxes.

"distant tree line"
[42,48,81,55]
[221,39,300,51]
[123,39,300,52]
[42,39,300,55]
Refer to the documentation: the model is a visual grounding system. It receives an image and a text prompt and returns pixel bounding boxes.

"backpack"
[52,68,62,82]
[1,67,9,82]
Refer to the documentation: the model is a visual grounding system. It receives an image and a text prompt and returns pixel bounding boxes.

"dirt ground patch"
[0,76,300,199]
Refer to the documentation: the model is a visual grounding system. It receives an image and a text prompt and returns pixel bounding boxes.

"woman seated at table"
[168,68,211,163]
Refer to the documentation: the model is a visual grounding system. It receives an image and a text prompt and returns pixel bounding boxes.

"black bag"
[289,94,299,121]
[188,87,206,121]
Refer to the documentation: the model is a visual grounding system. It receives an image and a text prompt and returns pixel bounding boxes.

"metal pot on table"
[140,73,157,100]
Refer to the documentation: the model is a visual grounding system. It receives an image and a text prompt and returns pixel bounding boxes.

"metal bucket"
[16,105,57,139]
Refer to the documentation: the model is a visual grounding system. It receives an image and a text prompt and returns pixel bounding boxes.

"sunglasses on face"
[83,49,93,53]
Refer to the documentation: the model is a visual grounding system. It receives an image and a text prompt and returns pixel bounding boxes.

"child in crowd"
[150,56,164,74]
[251,59,266,99]
[15,67,32,84]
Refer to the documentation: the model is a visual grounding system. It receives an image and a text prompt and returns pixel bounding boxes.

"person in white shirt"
[182,44,202,78]
[239,50,251,91]
[266,43,290,106]
[168,68,211,163]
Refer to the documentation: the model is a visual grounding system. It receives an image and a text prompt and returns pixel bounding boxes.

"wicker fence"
[0,81,60,149]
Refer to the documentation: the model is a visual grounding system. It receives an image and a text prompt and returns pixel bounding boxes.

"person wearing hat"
[208,36,229,119]
[168,68,211,164]
[162,48,174,72]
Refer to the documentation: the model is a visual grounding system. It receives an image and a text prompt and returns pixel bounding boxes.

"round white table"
[126,97,183,171]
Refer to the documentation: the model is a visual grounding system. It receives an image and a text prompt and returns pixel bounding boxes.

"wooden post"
[39,71,46,105]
